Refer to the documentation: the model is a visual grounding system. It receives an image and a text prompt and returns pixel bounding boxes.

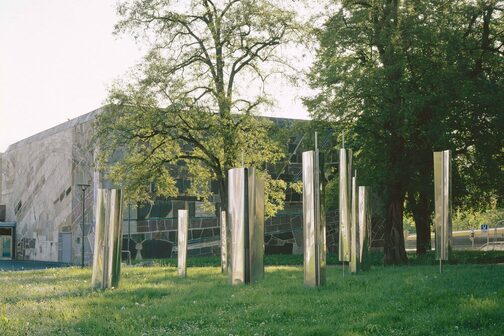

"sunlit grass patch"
[0,263,503,335]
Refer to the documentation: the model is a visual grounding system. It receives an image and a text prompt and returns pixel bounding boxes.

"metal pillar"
[350,173,359,273]
[339,149,352,263]
[127,203,131,254]
[302,149,326,287]
[434,150,452,272]
[77,183,90,267]
[91,189,124,289]
[228,167,264,285]
[358,186,371,271]
[220,210,227,273]
[178,210,188,277]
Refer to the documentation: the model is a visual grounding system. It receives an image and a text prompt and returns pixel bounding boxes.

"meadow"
[0,254,503,335]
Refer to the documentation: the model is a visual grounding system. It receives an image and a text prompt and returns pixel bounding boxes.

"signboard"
[481,224,489,231]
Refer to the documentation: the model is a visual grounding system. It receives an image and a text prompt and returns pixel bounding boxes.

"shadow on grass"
[3,262,504,335]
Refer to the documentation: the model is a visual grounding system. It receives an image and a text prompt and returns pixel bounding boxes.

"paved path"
[0,260,70,271]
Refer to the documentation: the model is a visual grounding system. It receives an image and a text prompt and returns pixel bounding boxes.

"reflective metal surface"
[229,168,246,284]
[339,149,352,262]
[350,174,359,273]
[178,210,188,277]
[228,167,265,285]
[302,150,326,287]
[91,189,123,289]
[358,186,371,271]
[220,210,227,273]
[92,189,106,289]
[434,150,452,261]
[248,168,265,283]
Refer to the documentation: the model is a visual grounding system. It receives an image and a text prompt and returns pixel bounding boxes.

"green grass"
[1,261,503,335]
[134,250,504,267]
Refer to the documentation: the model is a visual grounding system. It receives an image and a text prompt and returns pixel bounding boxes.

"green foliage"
[452,208,504,232]
[403,214,417,233]
[289,180,303,194]
[324,176,338,210]
[307,0,504,258]
[1,262,504,335]
[405,207,504,233]
[95,0,306,215]
[261,173,287,217]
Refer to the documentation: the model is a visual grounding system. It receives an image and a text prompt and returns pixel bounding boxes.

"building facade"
[0,107,341,263]
[0,109,100,263]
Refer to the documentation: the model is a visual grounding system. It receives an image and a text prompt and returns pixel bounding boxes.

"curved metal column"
[248,169,265,284]
[350,174,359,273]
[434,150,452,262]
[339,149,352,262]
[220,210,227,273]
[91,189,123,289]
[178,210,188,277]
[358,186,371,271]
[302,150,326,287]
[228,167,264,285]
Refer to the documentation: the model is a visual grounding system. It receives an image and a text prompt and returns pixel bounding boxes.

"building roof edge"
[5,106,106,152]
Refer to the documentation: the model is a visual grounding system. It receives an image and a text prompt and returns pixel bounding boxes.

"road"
[405,228,504,251]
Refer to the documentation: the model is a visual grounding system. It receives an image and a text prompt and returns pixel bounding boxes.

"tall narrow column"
[228,167,265,285]
[358,186,371,271]
[350,173,359,273]
[339,149,352,262]
[91,189,123,289]
[178,210,188,277]
[220,210,227,273]
[434,150,452,266]
[302,149,326,287]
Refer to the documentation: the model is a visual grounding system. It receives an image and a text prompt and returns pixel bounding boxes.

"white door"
[59,233,72,263]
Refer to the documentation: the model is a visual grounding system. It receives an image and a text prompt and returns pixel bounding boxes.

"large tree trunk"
[383,187,408,265]
[409,190,432,254]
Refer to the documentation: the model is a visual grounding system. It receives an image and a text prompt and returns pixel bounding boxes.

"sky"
[0,0,313,152]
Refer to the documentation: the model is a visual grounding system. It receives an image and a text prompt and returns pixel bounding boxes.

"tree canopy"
[95,0,307,216]
[307,0,504,263]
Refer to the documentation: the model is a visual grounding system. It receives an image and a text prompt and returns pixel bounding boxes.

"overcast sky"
[0,0,312,152]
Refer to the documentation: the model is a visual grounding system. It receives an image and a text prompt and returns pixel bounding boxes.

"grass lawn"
[0,261,503,336]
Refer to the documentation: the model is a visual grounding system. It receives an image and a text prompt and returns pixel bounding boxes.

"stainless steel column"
[350,173,359,273]
[302,150,326,287]
[339,149,352,262]
[434,150,452,262]
[229,168,246,284]
[178,210,188,277]
[92,189,106,289]
[248,169,265,284]
[228,167,265,285]
[91,189,123,289]
[358,186,371,271]
[220,210,227,273]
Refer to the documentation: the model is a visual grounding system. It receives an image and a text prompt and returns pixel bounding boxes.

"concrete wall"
[0,107,320,262]
[0,109,101,263]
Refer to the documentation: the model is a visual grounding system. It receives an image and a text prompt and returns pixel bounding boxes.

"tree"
[307,0,503,263]
[94,0,303,265]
